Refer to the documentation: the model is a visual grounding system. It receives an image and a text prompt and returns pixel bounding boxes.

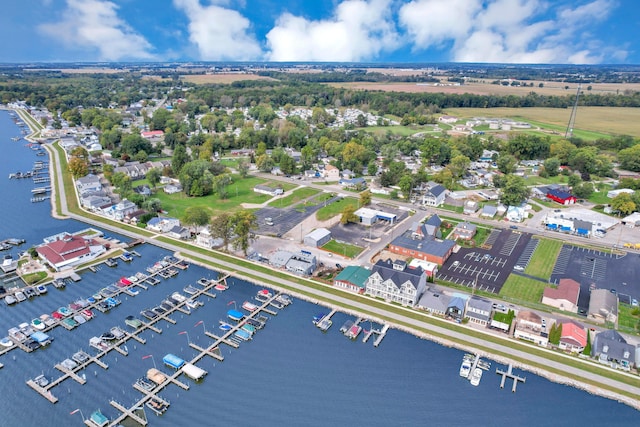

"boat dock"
[107,285,289,427]
[373,324,389,347]
[496,364,526,392]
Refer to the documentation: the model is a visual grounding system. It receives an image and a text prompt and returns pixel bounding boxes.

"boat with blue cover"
[219,320,233,331]
[227,309,244,321]
[234,329,251,341]
[163,353,185,370]
[89,409,109,427]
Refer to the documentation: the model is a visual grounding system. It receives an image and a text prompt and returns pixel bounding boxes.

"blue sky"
[1,0,638,64]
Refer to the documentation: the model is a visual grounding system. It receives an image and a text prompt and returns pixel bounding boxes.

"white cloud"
[38,0,155,61]
[399,0,620,64]
[266,0,399,62]
[173,0,262,61]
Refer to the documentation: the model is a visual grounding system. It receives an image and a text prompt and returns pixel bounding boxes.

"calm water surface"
[0,111,637,426]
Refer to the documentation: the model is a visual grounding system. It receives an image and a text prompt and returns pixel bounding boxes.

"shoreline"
[7,106,640,412]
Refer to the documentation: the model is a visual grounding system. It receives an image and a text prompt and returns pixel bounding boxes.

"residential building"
[101,199,137,221]
[285,252,317,276]
[164,184,182,194]
[141,130,164,140]
[254,185,284,197]
[542,278,580,313]
[506,205,526,222]
[514,311,548,346]
[547,189,577,205]
[480,205,498,218]
[417,290,450,315]
[607,188,634,198]
[451,222,477,241]
[365,259,427,306]
[463,200,479,215]
[333,266,370,294]
[559,320,587,353]
[36,233,106,271]
[422,183,447,207]
[75,174,102,196]
[446,296,467,321]
[304,228,331,248]
[592,330,636,370]
[323,164,340,181]
[196,228,223,249]
[466,296,493,326]
[80,195,112,210]
[339,177,366,189]
[146,217,181,233]
[167,225,190,240]
[588,289,618,324]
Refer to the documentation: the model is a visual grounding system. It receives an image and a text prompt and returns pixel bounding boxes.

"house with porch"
[514,311,548,346]
[592,330,636,370]
[334,266,370,294]
[422,183,447,207]
[365,259,427,306]
[146,217,181,233]
[417,289,450,316]
[101,199,137,221]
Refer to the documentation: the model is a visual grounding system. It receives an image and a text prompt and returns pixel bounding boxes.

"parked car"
[509,225,518,230]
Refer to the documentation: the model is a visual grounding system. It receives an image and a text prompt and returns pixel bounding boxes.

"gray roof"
[391,231,456,258]
[592,330,635,363]
[573,219,593,231]
[371,259,424,289]
[481,205,498,215]
[428,184,446,198]
[425,214,442,227]
[305,228,331,240]
[418,290,450,312]
[468,296,492,313]
[448,296,466,311]
[588,289,618,317]
[270,250,293,268]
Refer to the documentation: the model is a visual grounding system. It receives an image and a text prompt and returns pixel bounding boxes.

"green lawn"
[524,175,569,186]
[525,238,563,279]
[499,274,549,303]
[357,124,439,137]
[618,305,640,335]
[268,187,321,208]
[322,239,363,258]
[316,196,359,221]
[588,189,612,205]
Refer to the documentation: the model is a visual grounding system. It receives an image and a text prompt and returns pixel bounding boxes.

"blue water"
[0,110,638,426]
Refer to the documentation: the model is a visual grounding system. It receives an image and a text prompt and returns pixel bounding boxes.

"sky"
[1,0,638,64]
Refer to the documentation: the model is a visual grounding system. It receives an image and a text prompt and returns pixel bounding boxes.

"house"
[422,183,447,207]
[547,189,577,205]
[365,259,427,306]
[75,174,102,196]
[304,228,331,248]
[514,311,548,346]
[164,184,183,194]
[141,130,164,140]
[446,296,467,321]
[339,177,367,189]
[417,290,450,315]
[408,259,439,278]
[466,296,493,326]
[196,228,223,249]
[146,217,181,233]
[438,115,458,124]
[167,225,190,240]
[323,164,340,181]
[254,184,284,197]
[285,252,317,276]
[451,222,477,241]
[588,289,618,324]
[269,250,293,269]
[134,185,152,197]
[81,195,112,210]
[542,278,580,313]
[480,205,498,218]
[607,188,634,198]
[463,200,479,215]
[505,205,526,222]
[592,330,635,370]
[354,207,397,226]
[559,320,587,353]
[101,199,137,221]
[334,266,370,293]
[36,233,106,272]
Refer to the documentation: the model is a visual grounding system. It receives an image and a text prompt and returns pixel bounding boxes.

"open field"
[499,274,549,303]
[444,107,640,137]
[322,239,363,258]
[329,80,640,97]
[268,187,321,208]
[180,74,277,84]
[316,196,359,221]
[525,239,563,279]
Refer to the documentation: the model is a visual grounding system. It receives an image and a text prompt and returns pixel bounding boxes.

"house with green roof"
[334,266,371,294]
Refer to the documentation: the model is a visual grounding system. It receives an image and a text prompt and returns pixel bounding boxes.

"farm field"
[180,74,276,84]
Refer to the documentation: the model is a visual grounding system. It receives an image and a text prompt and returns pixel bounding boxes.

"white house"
[146,217,181,233]
[422,183,447,207]
[365,259,427,306]
[101,199,137,221]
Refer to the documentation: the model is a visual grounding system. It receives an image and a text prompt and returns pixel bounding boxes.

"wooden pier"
[496,364,526,392]
[373,325,389,347]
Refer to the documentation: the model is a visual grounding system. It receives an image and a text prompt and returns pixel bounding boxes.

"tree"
[573,182,594,199]
[568,174,581,188]
[172,144,189,175]
[213,174,232,199]
[256,154,274,173]
[542,157,561,177]
[398,174,414,199]
[500,175,530,206]
[611,193,636,215]
[359,190,372,207]
[548,322,562,345]
[110,171,132,195]
[179,160,214,197]
[183,206,211,235]
[618,144,640,172]
[143,198,162,213]
[496,154,517,174]
[210,212,234,251]
[237,160,249,178]
[146,167,162,189]
[232,210,257,255]
[448,155,470,179]
[68,157,88,179]
[340,204,359,225]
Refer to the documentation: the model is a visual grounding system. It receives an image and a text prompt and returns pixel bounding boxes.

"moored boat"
[147,368,167,385]
[88,409,109,427]
[214,283,228,291]
[57,306,72,317]
[5,295,17,305]
[40,314,55,327]
[72,350,90,364]
[227,309,244,321]
[135,377,155,392]
[459,359,472,378]
[125,315,143,329]
[197,278,210,287]
[234,329,252,341]
[146,396,170,415]
[242,301,258,312]
[110,326,126,339]
[0,336,15,347]
[34,374,49,387]
[183,284,199,296]
[219,320,233,331]
[52,278,65,289]
[31,317,45,331]
[36,284,47,294]
[15,291,26,302]
[470,368,483,386]
[170,292,186,302]
[89,336,110,352]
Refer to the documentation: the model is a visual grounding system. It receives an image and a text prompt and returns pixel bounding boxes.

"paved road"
[45,144,640,407]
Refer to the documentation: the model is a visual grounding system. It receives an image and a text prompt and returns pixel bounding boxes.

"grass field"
[499,274,549,303]
[316,197,359,221]
[444,107,640,138]
[180,74,276,84]
[525,238,563,279]
[618,305,640,335]
[357,124,439,136]
[267,187,321,208]
[322,239,363,258]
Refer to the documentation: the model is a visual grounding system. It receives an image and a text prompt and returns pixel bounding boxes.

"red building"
[546,189,577,205]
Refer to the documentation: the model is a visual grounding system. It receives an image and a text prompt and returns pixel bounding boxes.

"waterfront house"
[146,217,181,233]
[559,320,588,353]
[81,195,112,210]
[592,330,636,370]
[75,174,102,195]
[417,289,450,315]
[514,311,548,346]
[333,266,370,294]
[466,296,493,326]
[167,225,190,240]
[446,296,467,321]
[588,289,618,324]
[285,252,317,276]
[365,259,427,306]
[195,227,223,249]
[542,278,580,313]
[101,199,137,221]
[36,233,106,272]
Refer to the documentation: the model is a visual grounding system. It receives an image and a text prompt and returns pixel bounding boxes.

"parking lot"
[550,245,640,312]
[328,204,409,244]
[254,195,341,237]
[438,230,532,294]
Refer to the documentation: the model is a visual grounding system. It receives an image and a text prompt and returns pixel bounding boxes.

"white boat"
[89,336,110,352]
[0,337,14,348]
[15,291,26,302]
[4,295,17,305]
[470,368,483,386]
[242,301,258,312]
[36,284,48,294]
[8,327,26,342]
[31,317,46,331]
[459,359,472,378]
[40,314,56,327]
[171,292,186,302]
